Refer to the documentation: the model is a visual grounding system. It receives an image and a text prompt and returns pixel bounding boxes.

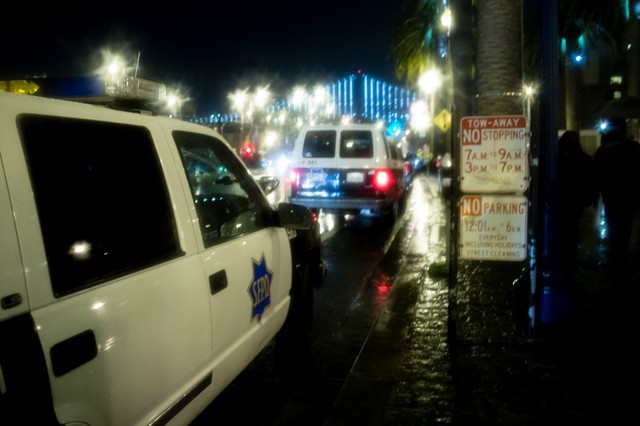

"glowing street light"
[410,99,430,132]
[523,84,536,126]
[291,86,307,109]
[253,85,271,109]
[95,49,129,79]
[99,52,128,94]
[441,8,452,35]
[313,86,327,105]
[164,90,187,118]
[418,69,442,95]
[229,88,249,113]
[107,60,124,77]
[263,130,279,150]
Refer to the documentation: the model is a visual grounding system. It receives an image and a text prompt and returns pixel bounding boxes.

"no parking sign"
[457,116,529,262]
[459,195,528,261]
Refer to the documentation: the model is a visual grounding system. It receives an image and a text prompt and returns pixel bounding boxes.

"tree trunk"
[452,0,528,345]
[476,0,523,115]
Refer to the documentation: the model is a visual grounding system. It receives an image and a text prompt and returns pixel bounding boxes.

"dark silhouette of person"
[557,130,597,282]
[593,119,640,290]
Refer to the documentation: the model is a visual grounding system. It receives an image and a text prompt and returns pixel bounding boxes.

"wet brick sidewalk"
[327,174,640,425]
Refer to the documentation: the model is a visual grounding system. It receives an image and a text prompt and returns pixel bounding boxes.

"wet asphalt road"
[191,174,446,425]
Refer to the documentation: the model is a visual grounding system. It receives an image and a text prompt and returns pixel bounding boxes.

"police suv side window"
[173,131,271,247]
[19,115,182,298]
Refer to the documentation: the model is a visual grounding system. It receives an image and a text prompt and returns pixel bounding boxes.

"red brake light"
[373,169,394,191]
[289,168,301,193]
[289,168,300,185]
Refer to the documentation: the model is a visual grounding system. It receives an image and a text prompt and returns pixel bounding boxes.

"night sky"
[2,0,402,113]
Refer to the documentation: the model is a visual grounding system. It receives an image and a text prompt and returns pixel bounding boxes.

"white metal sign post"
[459,195,528,261]
[458,115,529,262]
[460,116,528,193]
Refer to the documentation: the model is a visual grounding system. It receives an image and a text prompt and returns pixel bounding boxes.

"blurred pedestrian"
[557,130,597,282]
[593,119,640,290]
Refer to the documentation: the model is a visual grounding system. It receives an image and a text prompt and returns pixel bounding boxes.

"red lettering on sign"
[461,196,482,216]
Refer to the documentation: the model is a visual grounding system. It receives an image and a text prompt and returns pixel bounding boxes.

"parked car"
[0,90,324,425]
[288,123,407,224]
[437,152,453,197]
[403,151,424,189]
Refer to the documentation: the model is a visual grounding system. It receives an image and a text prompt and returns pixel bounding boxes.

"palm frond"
[391,0,440,85]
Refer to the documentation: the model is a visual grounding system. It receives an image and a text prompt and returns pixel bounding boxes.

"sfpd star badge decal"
[248,254,273,321]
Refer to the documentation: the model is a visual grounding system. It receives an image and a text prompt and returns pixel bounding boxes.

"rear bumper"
[289,196,390,212]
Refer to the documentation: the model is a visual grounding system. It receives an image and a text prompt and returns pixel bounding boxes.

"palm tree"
[391,0,441,87]
[393,0,527,344]
[394,0,628,123]
[392,0,523,116]
[475,0,523,115]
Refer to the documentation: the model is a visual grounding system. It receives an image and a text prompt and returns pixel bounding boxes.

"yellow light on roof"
[0,80,40,95]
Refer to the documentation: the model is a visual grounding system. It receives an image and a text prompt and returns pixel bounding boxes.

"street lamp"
[254,85,271,110]
[441,7,452,36]
[523,84,536,129]
[165,92,181,118]
[291,86,307,110]
[229,89,248,114]
[410,99,430,134]
[313,86,327,105]
[95,50,129,80]
[228,86,274,160]
[290,86,309,127]
[163,88,189,119]
[418,69,442,95]
[250,85,272,126]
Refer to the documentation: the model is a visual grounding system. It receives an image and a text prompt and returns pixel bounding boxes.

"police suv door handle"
[1,293,22,309]
[209,270,228,295]
[50,330,98,376]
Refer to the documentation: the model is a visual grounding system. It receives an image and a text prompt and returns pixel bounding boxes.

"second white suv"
[288,123,407,223]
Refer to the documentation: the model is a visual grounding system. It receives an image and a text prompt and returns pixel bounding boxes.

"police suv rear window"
[19,115,182,297]
[302,130,336,158]
[339,130,374,158]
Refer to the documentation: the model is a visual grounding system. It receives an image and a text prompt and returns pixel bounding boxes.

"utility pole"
[537,0,560,329]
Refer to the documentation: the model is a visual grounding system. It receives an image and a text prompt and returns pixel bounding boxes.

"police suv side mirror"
[258,176,280,195]
[275,203,314,230]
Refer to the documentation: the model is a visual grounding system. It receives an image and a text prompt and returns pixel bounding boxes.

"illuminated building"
[193,73,416,129]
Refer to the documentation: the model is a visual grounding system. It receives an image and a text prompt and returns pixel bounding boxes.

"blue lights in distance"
[387,120,403,137]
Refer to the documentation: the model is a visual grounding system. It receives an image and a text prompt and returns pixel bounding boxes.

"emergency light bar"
[105,75,166,102]
[1,75,167,106]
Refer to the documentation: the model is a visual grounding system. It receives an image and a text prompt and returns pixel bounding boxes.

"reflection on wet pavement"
[327,174,452,424]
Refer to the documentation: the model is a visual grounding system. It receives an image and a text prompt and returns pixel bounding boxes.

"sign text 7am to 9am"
[459,116,528,193]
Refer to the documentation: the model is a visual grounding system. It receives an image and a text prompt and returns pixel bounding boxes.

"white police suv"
[288,123,407,224]
[0,88,323,425]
